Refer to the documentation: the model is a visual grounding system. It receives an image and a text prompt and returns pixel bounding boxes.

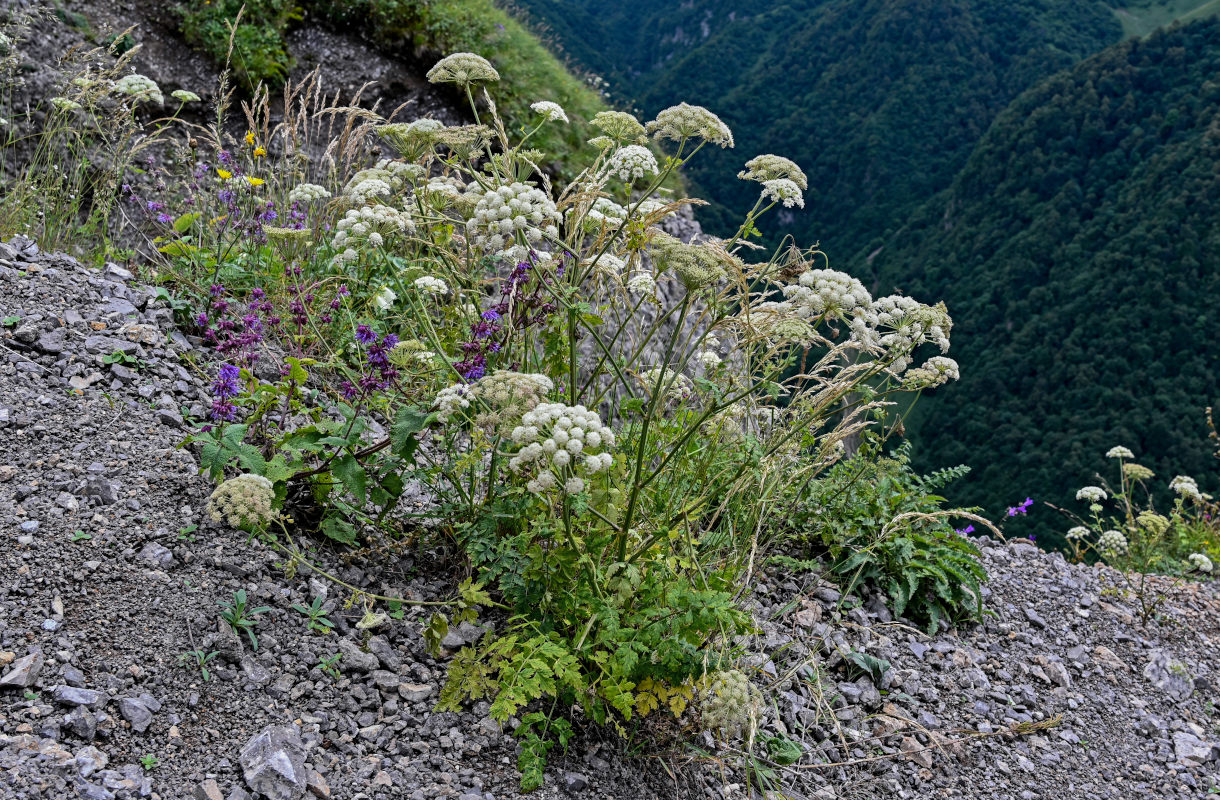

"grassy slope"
[1111,0,1220,36]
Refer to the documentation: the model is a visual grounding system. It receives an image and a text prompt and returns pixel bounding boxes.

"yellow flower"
[216,168,233,180]
[245,176,265,187]
[244,130,255,146]
[253,145,266,158]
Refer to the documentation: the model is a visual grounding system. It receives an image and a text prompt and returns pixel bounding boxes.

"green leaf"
[284,356,309,384]
[765,734,803,765]
[391,406,431,460]
[319,516,358,545]
[172,212,201,233]
[332,454,367,505]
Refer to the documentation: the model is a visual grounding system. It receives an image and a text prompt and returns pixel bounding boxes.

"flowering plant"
[160,54,964,786]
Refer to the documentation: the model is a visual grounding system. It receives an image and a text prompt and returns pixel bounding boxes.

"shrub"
[177,1,301,91]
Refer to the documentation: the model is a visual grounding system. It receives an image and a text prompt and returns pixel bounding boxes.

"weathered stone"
[52,685,105,709]
[1173,731,1219,767]
[305,770,331,799]
[239,725,307,800]
[1143,651,1193,702]
[195,779,225,800]
[0,652,45,689]
[398,683,433,703]
[117,697,154,733]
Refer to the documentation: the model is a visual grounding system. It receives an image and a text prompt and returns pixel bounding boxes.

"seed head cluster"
[208,473,276,530]
[700,670,761,739]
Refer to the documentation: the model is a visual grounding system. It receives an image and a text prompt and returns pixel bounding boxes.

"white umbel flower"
[1106,446,1134,459]
[1096,529,1129,559]
[113,74,163,105]
[530,100,568,123]
[427,52,500,86]
[1076,486,1107,503]
[626,271,656,295]
[761,178,804,208]
[738,154,808,189]
[289,183,331,204]
[607,145,658,182]
[208,474,276,530]
[414,276,448,296]
[1169,475,1204,500]
[647,102,734,148]
[466,182,560,258]
[1188,553,1213,573]
[508,403,615,494]
[374,286,397,311]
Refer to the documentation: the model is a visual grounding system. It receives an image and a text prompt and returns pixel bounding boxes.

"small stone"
[336,639,378,673]
[900,735,933,769]
[137,542,173,568]
[195,780,225,800]
[74,745,109,777]
[1173,731,1219,767]
[19,520,39,533]
[240,655,271,687]
[0,651,45,689]
[305,770,331,798]
[239,725,307,800]
[117,697,154,733]
[398,683,433,703]
[64,706,98,740]
[52,685,105,708]
[563,772,589,792]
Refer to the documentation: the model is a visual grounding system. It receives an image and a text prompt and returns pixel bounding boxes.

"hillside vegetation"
[869,19,1220,541]
[514,0,1122,255]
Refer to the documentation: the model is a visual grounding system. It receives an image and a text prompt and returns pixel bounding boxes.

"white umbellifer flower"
[113,74,163,105]
[626,271,656,295]
[434,384,473,423]
[508,403,615,494]
[591,110,647,143]
[466,181,561,258]
[331,204,414,259]
[530,100,568,123]
[1076,486,1107,503]
[414,276,448,296]
[374,286,397,311]
[638,367,692,402]
[1106,445,1134,459]
[378,118,448,158]
[636,199,672,219]
[1096,529,1129,559]
[50,97,81,111]
[1189,553,1214,573]
[761,178,804,208]
[589,253,626,276]
[343,159,422,201]
[698,350,722,370]
[289,183,331,204]
[345,177,392,204]
[607,145,658,182]
[1066,526,1090,541]
[207,473,276,530]
[1169,475,1204,500]
[647,102,734,148]
[701,669,762,739]
[902,356,960,388]
[870,295,953,374]
[172,89,201,103]
[427,52,500,85]
[578,197,627,231]
[782,268,876,345]
[738,154,807,189]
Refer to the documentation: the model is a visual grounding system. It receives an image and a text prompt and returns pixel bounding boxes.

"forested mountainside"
[868,19,1220,542]
[514,0,1123,256]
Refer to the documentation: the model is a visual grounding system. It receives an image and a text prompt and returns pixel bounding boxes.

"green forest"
[514,0,1220,543]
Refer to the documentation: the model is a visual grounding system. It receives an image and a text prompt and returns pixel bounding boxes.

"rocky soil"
[0,239,1217,800]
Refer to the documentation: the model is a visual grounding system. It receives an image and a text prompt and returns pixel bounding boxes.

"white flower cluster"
[697,350,722,370]
[1106,445,1134,459]
[902,356,960,388]
[591,110,647,144]
[1076,486,1107,503]
[207,474,276,530]
[1096,529,1129,559]
[172,89,200,103]
[700,670,761,739]
[647,102,734,148]
[738,154,807,189]
[113,74,163,105]
[467,182,560,258]
[332,204,414,263]
[50,97,81,112]
[343,159,422,203]
[289,183,331,204]
[591,253,626,276]
[871,295,952,374]
[1066,526,1091,541]
[530,100,568,123]
[427,52,500,86]
[626,271,656,295]
[388,339,434,367]
[607,145,658,182]
[1188,553,1214,573]
[414,276,448,296]
[508,403,616,494]
[783,269,875,342]
[638,367,692,402]
[761,178,804,208]
[1169,474,1205,500]
[434,384,474,424]
[473,371,554,435]
[579,198,627,231]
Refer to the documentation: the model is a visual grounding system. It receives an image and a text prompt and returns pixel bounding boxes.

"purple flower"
[1006,496,1034,517]
[955,524,975,536]
[156,213,173,225]
[355,324,376,345]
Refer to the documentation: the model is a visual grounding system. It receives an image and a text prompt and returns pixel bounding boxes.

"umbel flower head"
[288,183,331,204]
[1188,553,1214,573]
[113,74,163,105]
[1122,462,1155,482]
[1106,445,1135,459]
[1076,486,1107,503]
[1169,474,1206,501]
[647,102,734,148]
[700,669,762,739]
[378,119,447,160]
[607,145,658,182]
[761,178,804,209]
[649,231,732,291]
[591,110,648,144]
[530,100,568,123]
[508,403,616,495]
[208,473,276,531]
[426,52,500,87]
[466,181,560,258]
[902,356,960,389]
[738,154,808,189]
[1096,529,1129,559]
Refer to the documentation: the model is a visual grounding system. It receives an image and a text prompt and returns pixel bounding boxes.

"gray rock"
[195,780,225,800]
[64,706,97,740]
[1172,731,1219,767]
[563,772,589,792]
[137,542,173,568]
[239,725,308,800]
[53,685,105,709]
[0,651,45,689]
[19,520,39,533]
[1143,651,1193,702]
[117,697,154,733]
[240,654,271,687]
[398,683,433,703]
[336,639,378,673]
[73,745,108,777]
[1044,661,1071,689]
[84,475,119,505]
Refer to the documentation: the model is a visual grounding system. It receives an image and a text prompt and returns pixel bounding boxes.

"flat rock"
[239,725,307,800]
[0,652,45,689]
